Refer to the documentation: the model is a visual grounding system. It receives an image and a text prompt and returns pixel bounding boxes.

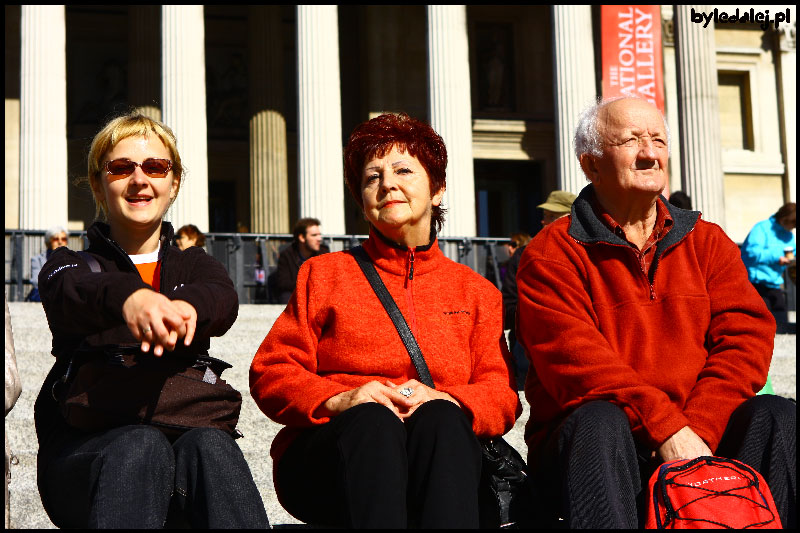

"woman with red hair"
[250,113,519,527]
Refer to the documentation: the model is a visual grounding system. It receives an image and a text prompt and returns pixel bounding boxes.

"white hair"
[573,96,671,164]
[44,226,68,242]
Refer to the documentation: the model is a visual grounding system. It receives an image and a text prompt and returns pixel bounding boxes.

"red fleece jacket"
[517,190,775,465]
[250,230,520,463]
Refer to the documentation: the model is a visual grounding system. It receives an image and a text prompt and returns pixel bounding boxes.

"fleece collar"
[361,225,446,277]
[568,184,700,259]
[87,220,174,265]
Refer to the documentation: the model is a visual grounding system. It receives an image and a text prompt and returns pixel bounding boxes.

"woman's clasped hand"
[319,379,459,419]
[122,288,197,356]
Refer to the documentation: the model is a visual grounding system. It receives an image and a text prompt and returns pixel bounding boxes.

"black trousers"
[530,396,796,529]
[39,425,270,529]
[276,400,483,528]
[753,282,787,313]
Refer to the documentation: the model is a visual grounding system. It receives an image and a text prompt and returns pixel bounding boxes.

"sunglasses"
[104,158,173,178]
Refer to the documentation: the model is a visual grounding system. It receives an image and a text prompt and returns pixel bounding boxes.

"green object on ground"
[757,373,775,395]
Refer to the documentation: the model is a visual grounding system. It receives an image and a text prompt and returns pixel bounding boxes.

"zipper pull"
[408,249,415,280]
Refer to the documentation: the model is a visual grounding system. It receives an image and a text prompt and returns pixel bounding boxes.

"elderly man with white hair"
[27,226,69,302]
[516,97,795,528]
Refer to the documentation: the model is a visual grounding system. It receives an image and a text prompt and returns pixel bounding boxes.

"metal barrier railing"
[7,230,796,315]
[5,230,508,304]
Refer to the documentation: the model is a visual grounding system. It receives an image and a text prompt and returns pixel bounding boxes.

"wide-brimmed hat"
[537,190,577,213]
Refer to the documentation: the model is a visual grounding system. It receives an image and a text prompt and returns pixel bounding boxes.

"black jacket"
[274,242,326,304]
[34,221,239,461]
[501,245,526,343]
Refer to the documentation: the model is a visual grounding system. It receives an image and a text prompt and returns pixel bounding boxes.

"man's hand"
[657,426,712,462]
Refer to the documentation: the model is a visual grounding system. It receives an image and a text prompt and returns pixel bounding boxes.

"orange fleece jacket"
[250,230,520,463]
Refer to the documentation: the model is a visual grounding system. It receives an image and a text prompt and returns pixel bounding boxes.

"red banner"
[601,5,664,113]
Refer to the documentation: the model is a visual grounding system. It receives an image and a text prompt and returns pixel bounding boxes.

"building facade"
[4,5,796,243]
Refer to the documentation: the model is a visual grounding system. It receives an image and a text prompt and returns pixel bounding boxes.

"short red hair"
[344,113,448,233]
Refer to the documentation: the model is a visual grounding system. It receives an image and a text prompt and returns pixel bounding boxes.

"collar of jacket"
[87,220,175,264]
[361,225,444,277]
[568,183,701,257]
[769,215,794,238]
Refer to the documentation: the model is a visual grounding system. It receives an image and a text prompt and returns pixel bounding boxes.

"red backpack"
[646,456,782,529]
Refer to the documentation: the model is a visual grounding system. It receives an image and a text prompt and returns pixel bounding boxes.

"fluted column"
[552,5,597,195]
[777,23,796,202]
[162,5,209,232]
[674,5,725,228]
[427,5,476,237]
[249,6,289,233]
[296,6,346,234]
[19,5,68,231]
[128,5,161,120]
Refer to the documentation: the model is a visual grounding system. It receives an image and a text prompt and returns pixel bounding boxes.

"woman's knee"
[405,400,481,460]
[99,425,174,472]
[173,428,238,457]
[406,399,473,435]
[339,402,406,439]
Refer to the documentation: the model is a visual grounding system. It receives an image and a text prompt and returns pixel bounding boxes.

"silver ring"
[399,387,414,398]
[143,327,151,333]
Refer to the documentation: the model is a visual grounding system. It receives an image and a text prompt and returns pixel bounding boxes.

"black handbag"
[352,246,531,528]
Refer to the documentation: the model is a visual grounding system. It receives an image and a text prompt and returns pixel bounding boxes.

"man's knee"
[735,395,796,427]
[561,400,632,444]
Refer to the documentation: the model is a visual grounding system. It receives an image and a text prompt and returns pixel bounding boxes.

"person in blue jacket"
[741,202,796,313]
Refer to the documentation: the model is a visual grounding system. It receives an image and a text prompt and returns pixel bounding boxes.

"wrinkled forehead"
[598,99,666,137]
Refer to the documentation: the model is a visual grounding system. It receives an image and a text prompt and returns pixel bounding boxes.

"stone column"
[777,22,796,202]
[551,5,597,195]
[296,5,346,234]
[162,5,209,232]
[660,6,683,194]
[128,5,161,120]
[427,5,476,237]
[5,5,21,230]
[19,5,68,230]
[249,6,289,233]
[674,5,725,228]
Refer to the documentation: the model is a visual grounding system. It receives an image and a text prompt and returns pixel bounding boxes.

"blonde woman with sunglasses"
[33,113,269,529]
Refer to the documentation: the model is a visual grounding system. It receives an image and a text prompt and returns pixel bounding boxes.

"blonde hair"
[87,112,183,220]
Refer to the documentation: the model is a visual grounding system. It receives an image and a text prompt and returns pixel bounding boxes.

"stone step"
[5,303,795,529]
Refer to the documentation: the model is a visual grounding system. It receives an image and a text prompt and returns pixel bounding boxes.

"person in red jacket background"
[516,97,795,528]
[250,112,519,528]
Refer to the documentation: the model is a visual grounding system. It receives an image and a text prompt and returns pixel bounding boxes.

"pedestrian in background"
[667,190,692,210]
[273,217,327,304]
[174,224,206,251]
[741,202,796,314]
[27,226,69,302]
[502,190,576,389]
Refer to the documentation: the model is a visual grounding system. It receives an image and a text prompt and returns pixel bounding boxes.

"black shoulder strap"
[351,246,435,388]
[77,251,102,273]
